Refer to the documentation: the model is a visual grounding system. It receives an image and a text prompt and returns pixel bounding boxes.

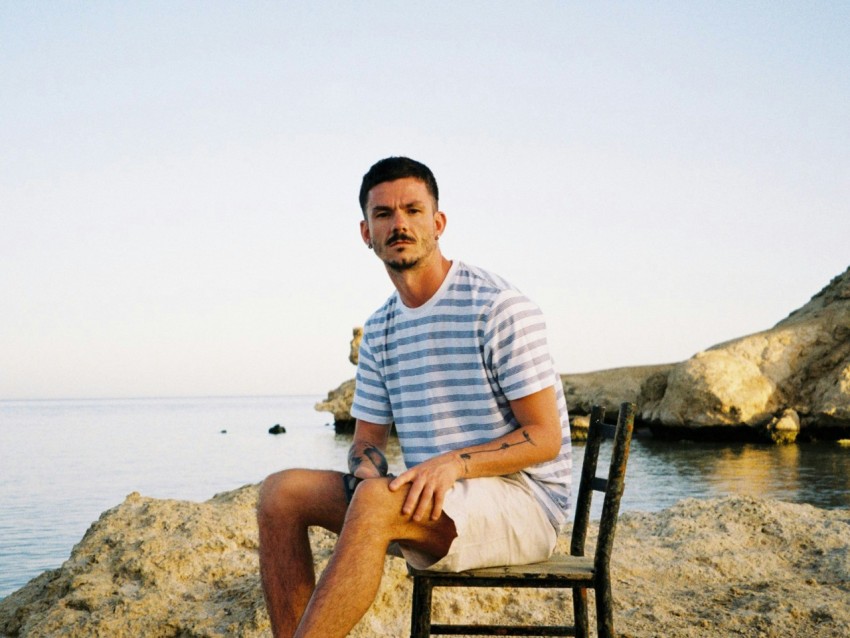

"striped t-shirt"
[350,260,572,532]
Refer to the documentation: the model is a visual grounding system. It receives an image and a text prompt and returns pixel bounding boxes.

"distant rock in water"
[2,486,848,637]
[316,266,850,442]
[268,424,286,435]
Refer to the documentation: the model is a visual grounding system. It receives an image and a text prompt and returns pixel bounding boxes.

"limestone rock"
[315,328,362,431]
[645,266,850,437]
[3,487,849,638]
[563,266,850,439]
[348,327,363,366]
[561,363,675,416]
[765,408,801,444]
[314,378,356,431]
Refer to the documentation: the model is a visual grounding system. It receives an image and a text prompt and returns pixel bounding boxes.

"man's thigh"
[399,473,557,572]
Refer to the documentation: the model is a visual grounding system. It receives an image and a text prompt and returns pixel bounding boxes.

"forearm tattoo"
[458,429,536,475]
[348,444,389,476]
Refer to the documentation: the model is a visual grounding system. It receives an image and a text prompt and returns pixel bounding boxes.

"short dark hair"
[359,156,439,215]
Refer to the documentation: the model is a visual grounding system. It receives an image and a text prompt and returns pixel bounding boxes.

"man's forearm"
[452,422,561,479]
[348,441,390,477]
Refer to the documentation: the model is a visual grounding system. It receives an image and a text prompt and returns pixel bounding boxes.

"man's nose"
[391,210,408,230]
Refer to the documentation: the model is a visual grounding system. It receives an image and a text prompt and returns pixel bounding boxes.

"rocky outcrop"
[561,363,675,412]
[564,266,850,441]
[314,378,356,432]
[2,487,848,637]
[314,328,361,433]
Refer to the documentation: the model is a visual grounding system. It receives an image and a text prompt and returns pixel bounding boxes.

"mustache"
[386,232,416,245]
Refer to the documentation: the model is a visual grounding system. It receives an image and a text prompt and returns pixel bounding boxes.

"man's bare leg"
[293,477,457,638]
[257,469,348,638]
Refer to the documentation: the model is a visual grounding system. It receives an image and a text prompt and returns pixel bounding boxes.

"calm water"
[1,395,849,600]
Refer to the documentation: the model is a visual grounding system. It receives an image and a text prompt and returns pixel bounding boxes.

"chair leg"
[410,576,433,638]
[573,586,589,638]
[595,580,615,638]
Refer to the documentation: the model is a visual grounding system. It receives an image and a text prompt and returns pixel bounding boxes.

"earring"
[367,242,373,249]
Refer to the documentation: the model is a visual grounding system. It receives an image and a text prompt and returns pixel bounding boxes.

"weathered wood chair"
[408,402,636,638]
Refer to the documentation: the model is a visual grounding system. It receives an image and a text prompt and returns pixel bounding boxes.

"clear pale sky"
[2,2,848,400]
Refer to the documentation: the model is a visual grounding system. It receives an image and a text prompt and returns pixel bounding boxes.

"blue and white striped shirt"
[350,261,572,531]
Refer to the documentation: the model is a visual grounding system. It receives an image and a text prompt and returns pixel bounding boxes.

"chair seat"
[409,554,596,585]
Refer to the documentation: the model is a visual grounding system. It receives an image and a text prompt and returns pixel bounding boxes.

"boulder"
[2,487,849,637]
[561,363,675,428]
[314,328,361,432]
[564,266,850,440]
[642,266,850,439]
[314,378,356,433]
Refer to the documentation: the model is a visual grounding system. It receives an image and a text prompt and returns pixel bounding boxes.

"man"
[257,157,572,638]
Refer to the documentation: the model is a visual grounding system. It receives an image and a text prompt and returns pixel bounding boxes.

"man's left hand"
[388,453,464,522]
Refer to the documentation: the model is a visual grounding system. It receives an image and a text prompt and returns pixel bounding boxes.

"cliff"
[563,265,850,441]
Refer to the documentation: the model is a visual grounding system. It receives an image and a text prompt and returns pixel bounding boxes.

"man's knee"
[258,468,347,531]
[347,478,404,527]
[258,469,318,520]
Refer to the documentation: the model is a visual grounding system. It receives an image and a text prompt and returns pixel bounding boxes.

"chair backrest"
[569,402,635,571]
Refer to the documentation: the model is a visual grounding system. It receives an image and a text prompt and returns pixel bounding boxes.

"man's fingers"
[388,472,410,492]
[430,489,446,521]
[412,485,434,522]
[402,480,424,516]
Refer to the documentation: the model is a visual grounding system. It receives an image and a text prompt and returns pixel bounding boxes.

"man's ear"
[360,219,372,248]
[435,210,447,238]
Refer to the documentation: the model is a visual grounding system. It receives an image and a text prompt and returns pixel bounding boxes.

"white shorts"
[398,473,558,573]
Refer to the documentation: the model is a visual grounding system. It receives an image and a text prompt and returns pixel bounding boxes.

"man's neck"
[387,254,453,308]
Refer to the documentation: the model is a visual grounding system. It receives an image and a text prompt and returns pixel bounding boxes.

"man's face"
[360,177,445,272]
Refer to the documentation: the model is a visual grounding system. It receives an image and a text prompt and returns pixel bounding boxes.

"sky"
[2,1,848,400]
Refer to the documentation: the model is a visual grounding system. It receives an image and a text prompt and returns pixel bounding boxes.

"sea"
[1,395,849,600]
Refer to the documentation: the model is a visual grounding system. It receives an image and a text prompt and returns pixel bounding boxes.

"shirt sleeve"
[349,331,395,425]
[484,290,557,401]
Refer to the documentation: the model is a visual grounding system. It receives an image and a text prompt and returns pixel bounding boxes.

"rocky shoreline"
[318,266,850,442]
[2,486,848,637]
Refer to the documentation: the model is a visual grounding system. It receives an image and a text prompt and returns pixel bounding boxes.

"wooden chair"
[408,402,636,638]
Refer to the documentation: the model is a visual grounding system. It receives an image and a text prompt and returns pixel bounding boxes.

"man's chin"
[386,258,419,272]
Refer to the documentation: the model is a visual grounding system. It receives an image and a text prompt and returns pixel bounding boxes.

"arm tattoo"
[348,444,389,476]
[458,430,536,475]
[364,445,389,476]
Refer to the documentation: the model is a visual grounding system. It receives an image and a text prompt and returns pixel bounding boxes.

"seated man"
[257,156,572,638]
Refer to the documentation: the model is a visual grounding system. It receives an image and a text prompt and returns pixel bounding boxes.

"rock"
[2,487,849,637]
[569,414,590,441]
[314,378,356,433]
[764,408,801,444]
[564,266,850,440]
[267,424,286,435]
[562,363,675,416]
[348,327,362,366]
[314,328,362,433]
[644,266,850,438]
